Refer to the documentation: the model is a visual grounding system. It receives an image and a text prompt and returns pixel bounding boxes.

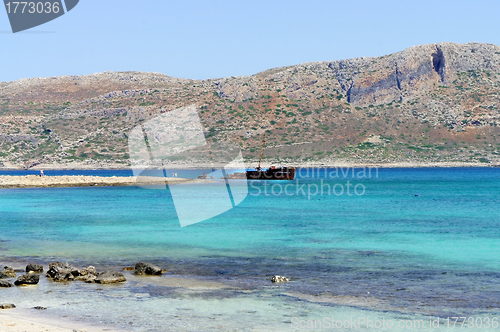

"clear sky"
[1,0,499,82]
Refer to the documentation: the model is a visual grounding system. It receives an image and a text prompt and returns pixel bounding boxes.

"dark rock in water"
[75,266,97,283]
[1,267,16,278]
[134,262,164,276]
[46,262,81,282]
[95,271,126,284]
[26,263,43,273]
[33,306,47,310]
[122,266,135,271]
[0,280,13,287]
[0,303,15,309]
[0,272,10,279]
[14,273,39,286]
[357,250,381,256]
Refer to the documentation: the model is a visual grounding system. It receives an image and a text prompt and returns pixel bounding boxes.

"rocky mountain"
[2,42,500,169]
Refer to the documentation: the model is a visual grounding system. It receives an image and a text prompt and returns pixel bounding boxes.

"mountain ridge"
[2,42,500,169]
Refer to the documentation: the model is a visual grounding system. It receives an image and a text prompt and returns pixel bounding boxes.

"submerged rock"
[95,271,126,284]
[271,275,290,283]
[46,262,80,282]
[75,266,97,283]
[0,280,13,287]
[26,263,43,273]
[0,303,16,309]
[1,267,16,278]
[14,273,39,286]
[122,266,135,271]
[33,306,47,310]
[134,262,164,276]
[0,272,10,279]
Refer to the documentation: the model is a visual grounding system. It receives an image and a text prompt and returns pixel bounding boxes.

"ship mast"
[257,133,266,170]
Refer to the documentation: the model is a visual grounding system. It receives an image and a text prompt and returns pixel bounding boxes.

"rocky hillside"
[2,42,500,169]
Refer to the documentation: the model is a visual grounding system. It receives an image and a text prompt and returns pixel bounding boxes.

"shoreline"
[0,161,499,171]
[1,255,499,332]
[0,311,123,332]
[0,257,250,332]
[1,163,498,189]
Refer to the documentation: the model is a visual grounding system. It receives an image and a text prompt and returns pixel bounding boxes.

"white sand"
[0,311,122,332]
[0,175,211,189]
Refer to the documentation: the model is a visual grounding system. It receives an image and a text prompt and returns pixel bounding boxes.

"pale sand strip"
[0,311,122,332]
[0,175,212,189]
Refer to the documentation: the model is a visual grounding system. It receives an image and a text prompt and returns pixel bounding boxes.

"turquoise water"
[0,168,499,331]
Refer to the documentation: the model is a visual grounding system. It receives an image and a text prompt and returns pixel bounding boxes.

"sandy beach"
[0,260,247,332]
[0,312,122,332]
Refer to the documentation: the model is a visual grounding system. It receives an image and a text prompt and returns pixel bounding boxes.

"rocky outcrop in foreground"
[45,262,98,282]
[0,261,171,286]
[0,261,169,287]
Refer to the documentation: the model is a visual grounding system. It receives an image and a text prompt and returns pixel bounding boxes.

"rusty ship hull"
[222,133,297,180]
[246,167,296,180]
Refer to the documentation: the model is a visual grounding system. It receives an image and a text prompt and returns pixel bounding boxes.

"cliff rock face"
[207,42,500,107]
[1,42,500,167]
[331,43,500,106]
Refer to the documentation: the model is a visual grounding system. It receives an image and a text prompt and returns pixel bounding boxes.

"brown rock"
[26,263,43,273]
[95,271,126,284]
[14,273,39,286]
[0,280,13,287]
[75,266,97,283]
[134,262,164,276]
[1,267,16,278]
[0,303,15,309]
[46,262,80,282]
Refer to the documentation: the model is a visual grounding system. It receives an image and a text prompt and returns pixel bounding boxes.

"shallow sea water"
[0,168,499,331]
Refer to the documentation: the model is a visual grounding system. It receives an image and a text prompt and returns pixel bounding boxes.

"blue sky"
[1,0,499,82]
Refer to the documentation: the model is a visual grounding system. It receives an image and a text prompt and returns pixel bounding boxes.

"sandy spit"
[0,175,211,189]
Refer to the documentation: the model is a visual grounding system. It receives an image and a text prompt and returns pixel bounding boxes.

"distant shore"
[0,161,500,171]
[0,161,499,171]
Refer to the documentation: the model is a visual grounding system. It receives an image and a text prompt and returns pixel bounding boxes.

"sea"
[0,168,499,331]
